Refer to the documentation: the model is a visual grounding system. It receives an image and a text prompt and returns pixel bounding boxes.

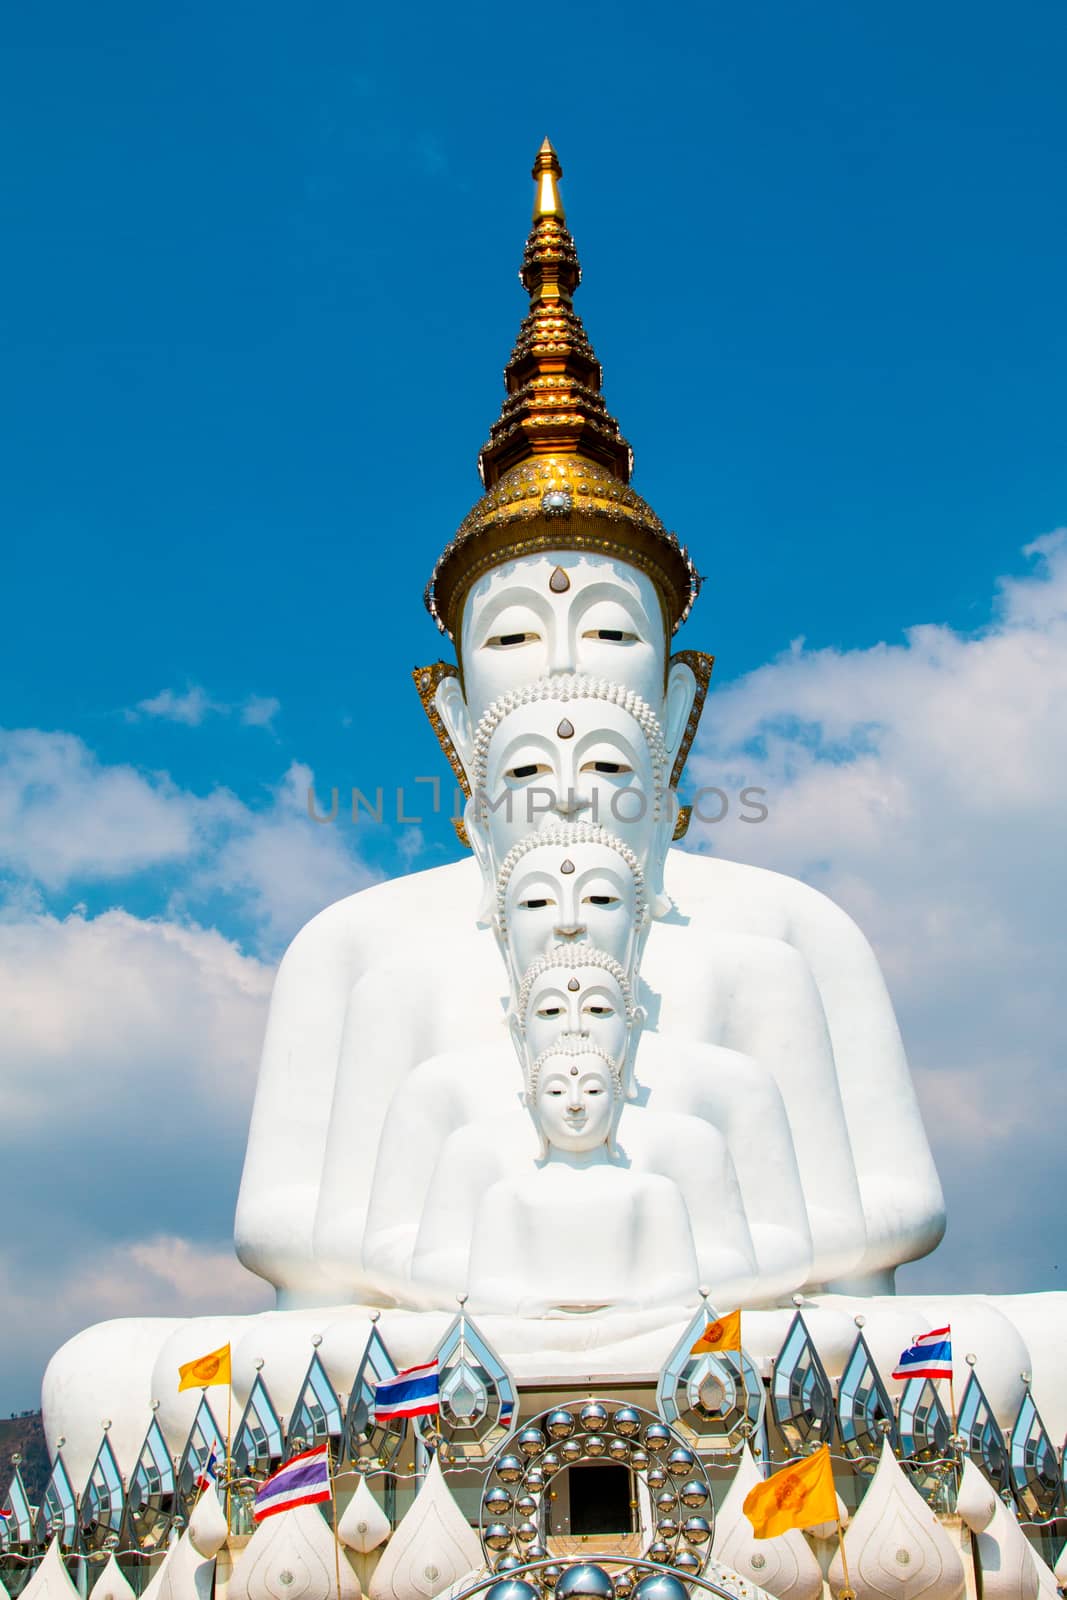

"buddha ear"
[435,674,474,781]
[508,1012,526,1076]
[648,789,678,918]
[466,801,495,928]
[664,658,699,765]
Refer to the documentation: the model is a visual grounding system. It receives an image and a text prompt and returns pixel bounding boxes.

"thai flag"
[372,1361,440,1422]
[892,1325,953,1382]
[253,1445,332,1521]
[194,1447,219,1494]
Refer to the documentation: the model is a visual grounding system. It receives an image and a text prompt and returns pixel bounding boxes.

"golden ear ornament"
[413,662,471,799]
[451,816,472,849]
[669,650,715,789]
[673,805,692,842]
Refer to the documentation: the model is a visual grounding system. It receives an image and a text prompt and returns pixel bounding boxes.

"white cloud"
[686,530,1067,1292]
[133,685,280,730]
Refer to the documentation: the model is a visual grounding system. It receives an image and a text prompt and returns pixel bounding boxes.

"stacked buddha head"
[415,140,713,1169]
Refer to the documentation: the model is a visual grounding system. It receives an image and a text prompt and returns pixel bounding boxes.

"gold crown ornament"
[424,140,701,643]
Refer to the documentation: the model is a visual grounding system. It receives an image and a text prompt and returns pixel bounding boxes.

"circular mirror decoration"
[479,1400,714,1589]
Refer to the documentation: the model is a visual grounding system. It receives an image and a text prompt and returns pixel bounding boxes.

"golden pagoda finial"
[423,144,701,642]
[532,138,565,220]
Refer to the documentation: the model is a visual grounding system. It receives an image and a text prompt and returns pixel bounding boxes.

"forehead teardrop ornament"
[557,718,575,739]
[570,1066,579,1075]
[549,566,571,593]
[567,978,581,992]
[560,859,575,875]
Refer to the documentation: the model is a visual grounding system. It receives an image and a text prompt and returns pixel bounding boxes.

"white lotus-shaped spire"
[368,1454,482,1600]
[339,1477,391,1555]
[188,1487,229,1558]
[711,1444,824,1600]
[828,1437,965,1600]
[956,1456,1060,1600]
[17,1542,80,1600]
[229,1503,361,1600]
[140,1522,227,1600]
[89,1554,137,1600]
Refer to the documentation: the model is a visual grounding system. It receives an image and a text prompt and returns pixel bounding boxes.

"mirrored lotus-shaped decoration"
[1009,1386,1063,1520]
[897,1376,953,1504]
[123,1417,177,1550]
[656,1306,765,1455]
[231,1373,284,1483]
[770,1313,835,1455]
[418,1313,517,1466]
[80,1435,124,1551]
[177,1395,226,1510]
[0,1464,36,1550]
[957,1370,1010,1497]
[342,1323,405,1471]
[286,1352,342,1458]
[836,1333,897,1473]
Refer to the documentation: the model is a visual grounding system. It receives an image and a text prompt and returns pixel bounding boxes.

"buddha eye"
[537,1005,564,1018]
[586,1085,603,1095]
[520,897,555,911]
[585,1004,613,1018]
[546,1087,564,1097]
[487,631,540,648]
[582,628,638,643]
[580,760,632,776]
[507,762,552,780]
[584,894,619,907]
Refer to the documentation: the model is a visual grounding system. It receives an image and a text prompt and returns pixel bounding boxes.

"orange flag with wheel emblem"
[178,1343,231,1392]
[743,1443,838,1539]
[690,1308,741,1355]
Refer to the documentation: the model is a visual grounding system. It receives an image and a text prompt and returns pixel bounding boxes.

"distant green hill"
[0,1413,49,1504]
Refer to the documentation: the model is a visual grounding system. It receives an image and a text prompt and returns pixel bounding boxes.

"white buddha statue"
[44,140,1067,1485]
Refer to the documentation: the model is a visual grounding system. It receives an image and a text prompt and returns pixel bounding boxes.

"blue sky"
[2,0,1066,1412]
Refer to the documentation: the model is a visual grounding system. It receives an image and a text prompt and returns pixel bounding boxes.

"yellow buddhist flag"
[690,1308,741,1355]
[178,1343,231,1392]
[743,1444,838,1539]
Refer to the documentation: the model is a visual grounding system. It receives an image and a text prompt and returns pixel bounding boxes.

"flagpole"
[835,1517,855,1600]
[225,1377,233,1534]
[326,1440,344,1600]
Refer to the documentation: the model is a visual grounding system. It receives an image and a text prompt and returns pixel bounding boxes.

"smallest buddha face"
[522,963,631,1068]
[534,1052,617,1154]
[502,840,644,975]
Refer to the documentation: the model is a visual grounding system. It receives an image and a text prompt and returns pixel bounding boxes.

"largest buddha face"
[459,551,666,725]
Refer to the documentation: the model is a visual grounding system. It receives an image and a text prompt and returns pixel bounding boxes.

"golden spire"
[424,143,700,642]
[477,140,633,487]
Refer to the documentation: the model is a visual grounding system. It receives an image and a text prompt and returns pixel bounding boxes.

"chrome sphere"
[656,1517,680,1539]
[629,1447,649,1470]
[666,1446,697,1478]
[485,1524,514,1553]
[647,1466,668,1489]
[613,1406,641,1437]
[516,1494,539,1517]
[497,1455,524,1484]
[541,1450,561,1473]
[540,1567,563,1591]
[516,1520,539,1545]
[526,1543,549,1562]
[495,1556,525,1575]
[644,1423,671,1452]
[526,1467,546,1490]
[579,1403,609,1431]
[679,1480,709,1510]
[613,1574,634,1600]
[633,1576,689,1600]
[673,1551,702,1575]
[646,1541,673,1563]
[485,1582,540,1600]
[655,1490,677,1514]
[555,1565,615,1600]
[547,1409,576,1440]
[682,1516,712,1546]
[561,1438,583,1463]
[584,1433,607,1457]
[518,1427,545,1457]
[608,1438,631,1463]
[485,1487,513,1516]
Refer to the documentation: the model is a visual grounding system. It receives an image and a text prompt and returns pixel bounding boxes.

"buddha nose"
[555,788,590,818]
[547,626,578,676]
[554,923,585,941]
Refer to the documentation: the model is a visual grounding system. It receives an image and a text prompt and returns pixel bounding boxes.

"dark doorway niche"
[567,1462,633,1535]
